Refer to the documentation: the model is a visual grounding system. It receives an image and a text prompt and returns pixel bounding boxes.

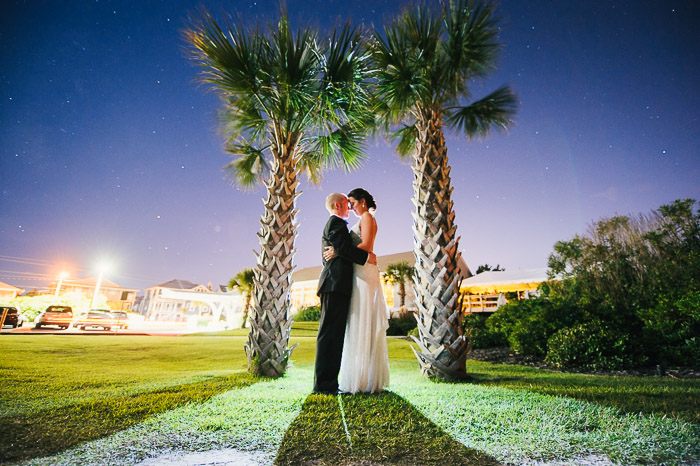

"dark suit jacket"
[317,215,369,296]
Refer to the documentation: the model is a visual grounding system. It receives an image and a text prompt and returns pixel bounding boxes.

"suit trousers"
[313,291,351,393]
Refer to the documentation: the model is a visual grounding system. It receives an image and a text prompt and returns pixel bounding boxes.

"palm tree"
[384,261,415,310]
[229,269,255,328]
[372,0,517,381]
[476,263,505,274]
[186,11,374,377]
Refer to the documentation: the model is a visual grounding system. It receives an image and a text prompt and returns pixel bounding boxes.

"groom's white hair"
[326,192,346,214]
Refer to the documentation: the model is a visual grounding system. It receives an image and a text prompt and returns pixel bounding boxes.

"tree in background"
[490,198,700,369]
[229,269,255,329]
[384,261,415,310]
[371,0,517,380]
[475,264,504,274]
[186,11,374,376]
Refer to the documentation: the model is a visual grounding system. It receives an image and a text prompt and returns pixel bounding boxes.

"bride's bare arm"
[356,212,376,252]
[323,212,376,259]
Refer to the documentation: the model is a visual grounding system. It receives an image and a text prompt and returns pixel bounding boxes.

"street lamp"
[90,262,110,308]
[55,271,67,297]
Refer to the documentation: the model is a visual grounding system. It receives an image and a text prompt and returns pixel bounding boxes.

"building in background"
[49,276,137,310]
[460,268,551,313]
[137,279,210,321]
[289,251,472,316]
[137,279,243,328]
[0,281,24,301]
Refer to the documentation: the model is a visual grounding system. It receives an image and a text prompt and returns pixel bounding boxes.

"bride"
[324,188,390,393]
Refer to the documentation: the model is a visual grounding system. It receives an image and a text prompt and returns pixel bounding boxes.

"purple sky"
[2,0,699,294]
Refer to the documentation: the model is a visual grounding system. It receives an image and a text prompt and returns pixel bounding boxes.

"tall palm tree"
[372,0,517,381]
[384,261,415,310]
[229,268,255,328]
[186,11,374,377]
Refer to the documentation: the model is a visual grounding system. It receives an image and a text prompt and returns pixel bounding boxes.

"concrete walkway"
[136,448,271,466]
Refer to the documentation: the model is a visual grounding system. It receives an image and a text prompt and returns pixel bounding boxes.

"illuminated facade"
[138,279,212,321]
[49,276,137,310]
[0,280,24,301]
[289,251,472,316]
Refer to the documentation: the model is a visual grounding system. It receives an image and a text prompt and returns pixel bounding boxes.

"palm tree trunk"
[241,293,251,329]
[410,108,469,381]
[244,144,299,377]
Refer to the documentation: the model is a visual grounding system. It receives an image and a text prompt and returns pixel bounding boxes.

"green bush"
[487,297,581,356]
[295,305,321,322]
[407,326,419,339]
[477,199,700,370]
[639,291,700,367]
[546,198,700,366]
[545,321,638,371]
[387,312,417,336]
[463,313,507,349]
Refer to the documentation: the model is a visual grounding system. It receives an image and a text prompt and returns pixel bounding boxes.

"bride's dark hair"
[347,188,376,210]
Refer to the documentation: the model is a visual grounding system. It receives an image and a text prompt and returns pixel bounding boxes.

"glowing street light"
[55,271,68,297]
[91,262,111,308]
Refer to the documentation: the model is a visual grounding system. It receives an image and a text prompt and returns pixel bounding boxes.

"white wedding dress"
[338,221,390,393]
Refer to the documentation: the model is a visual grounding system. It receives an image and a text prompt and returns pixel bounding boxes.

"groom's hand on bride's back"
[324,245,375,265]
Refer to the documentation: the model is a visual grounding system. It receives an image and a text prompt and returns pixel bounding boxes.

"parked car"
[1,306,24,328]
[34,305,73,329]
[111,311,129,329]
[73,309,116,331]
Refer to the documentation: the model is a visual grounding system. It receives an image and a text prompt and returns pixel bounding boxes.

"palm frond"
[219,96,267,145]
[229,268,255,292]
[223,143,270,188]
[442,0,500,81]
[187,8,372,188]
[185,9,263,96]
[297,152,324,184]
[372,28,424,120]
[390,124,419,158]
[317,22,373,129]
[307,123,366,173]
[268,14,320,132]
[445,85,517,138]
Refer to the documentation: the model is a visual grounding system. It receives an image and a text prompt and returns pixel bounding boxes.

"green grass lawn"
[1,326,698,465]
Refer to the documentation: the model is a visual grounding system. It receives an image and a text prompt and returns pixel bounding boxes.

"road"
[0,325,207,336]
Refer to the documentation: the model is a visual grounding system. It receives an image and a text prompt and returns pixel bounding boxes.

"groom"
[313,192,376,394]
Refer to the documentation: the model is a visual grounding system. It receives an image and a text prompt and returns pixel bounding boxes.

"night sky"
[2,0,699,294]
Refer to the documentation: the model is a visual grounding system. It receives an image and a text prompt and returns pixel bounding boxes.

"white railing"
[462,294,502,313]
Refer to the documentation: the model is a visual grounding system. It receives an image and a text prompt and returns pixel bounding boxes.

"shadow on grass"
[275,391,502,466]
[0,372,259,463]
[467,365,700,424]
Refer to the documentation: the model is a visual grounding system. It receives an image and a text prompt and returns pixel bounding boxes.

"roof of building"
[60,276,138,291]
[461,268,552,293]
[291,251,471,282]
[0,280,23,292]
[151,279,205,291]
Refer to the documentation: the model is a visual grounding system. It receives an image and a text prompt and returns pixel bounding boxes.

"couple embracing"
[313,188,390,395]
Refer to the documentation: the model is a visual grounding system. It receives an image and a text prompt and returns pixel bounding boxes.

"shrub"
[547,198,700,351]
[387,312,417,336]
[639,291,700,367]
[546,321,639,371]
[10,294,92,322]
[407,326,419,339]
[294,305,321,322]
[487,297,581,356]
[463,313,507,349]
